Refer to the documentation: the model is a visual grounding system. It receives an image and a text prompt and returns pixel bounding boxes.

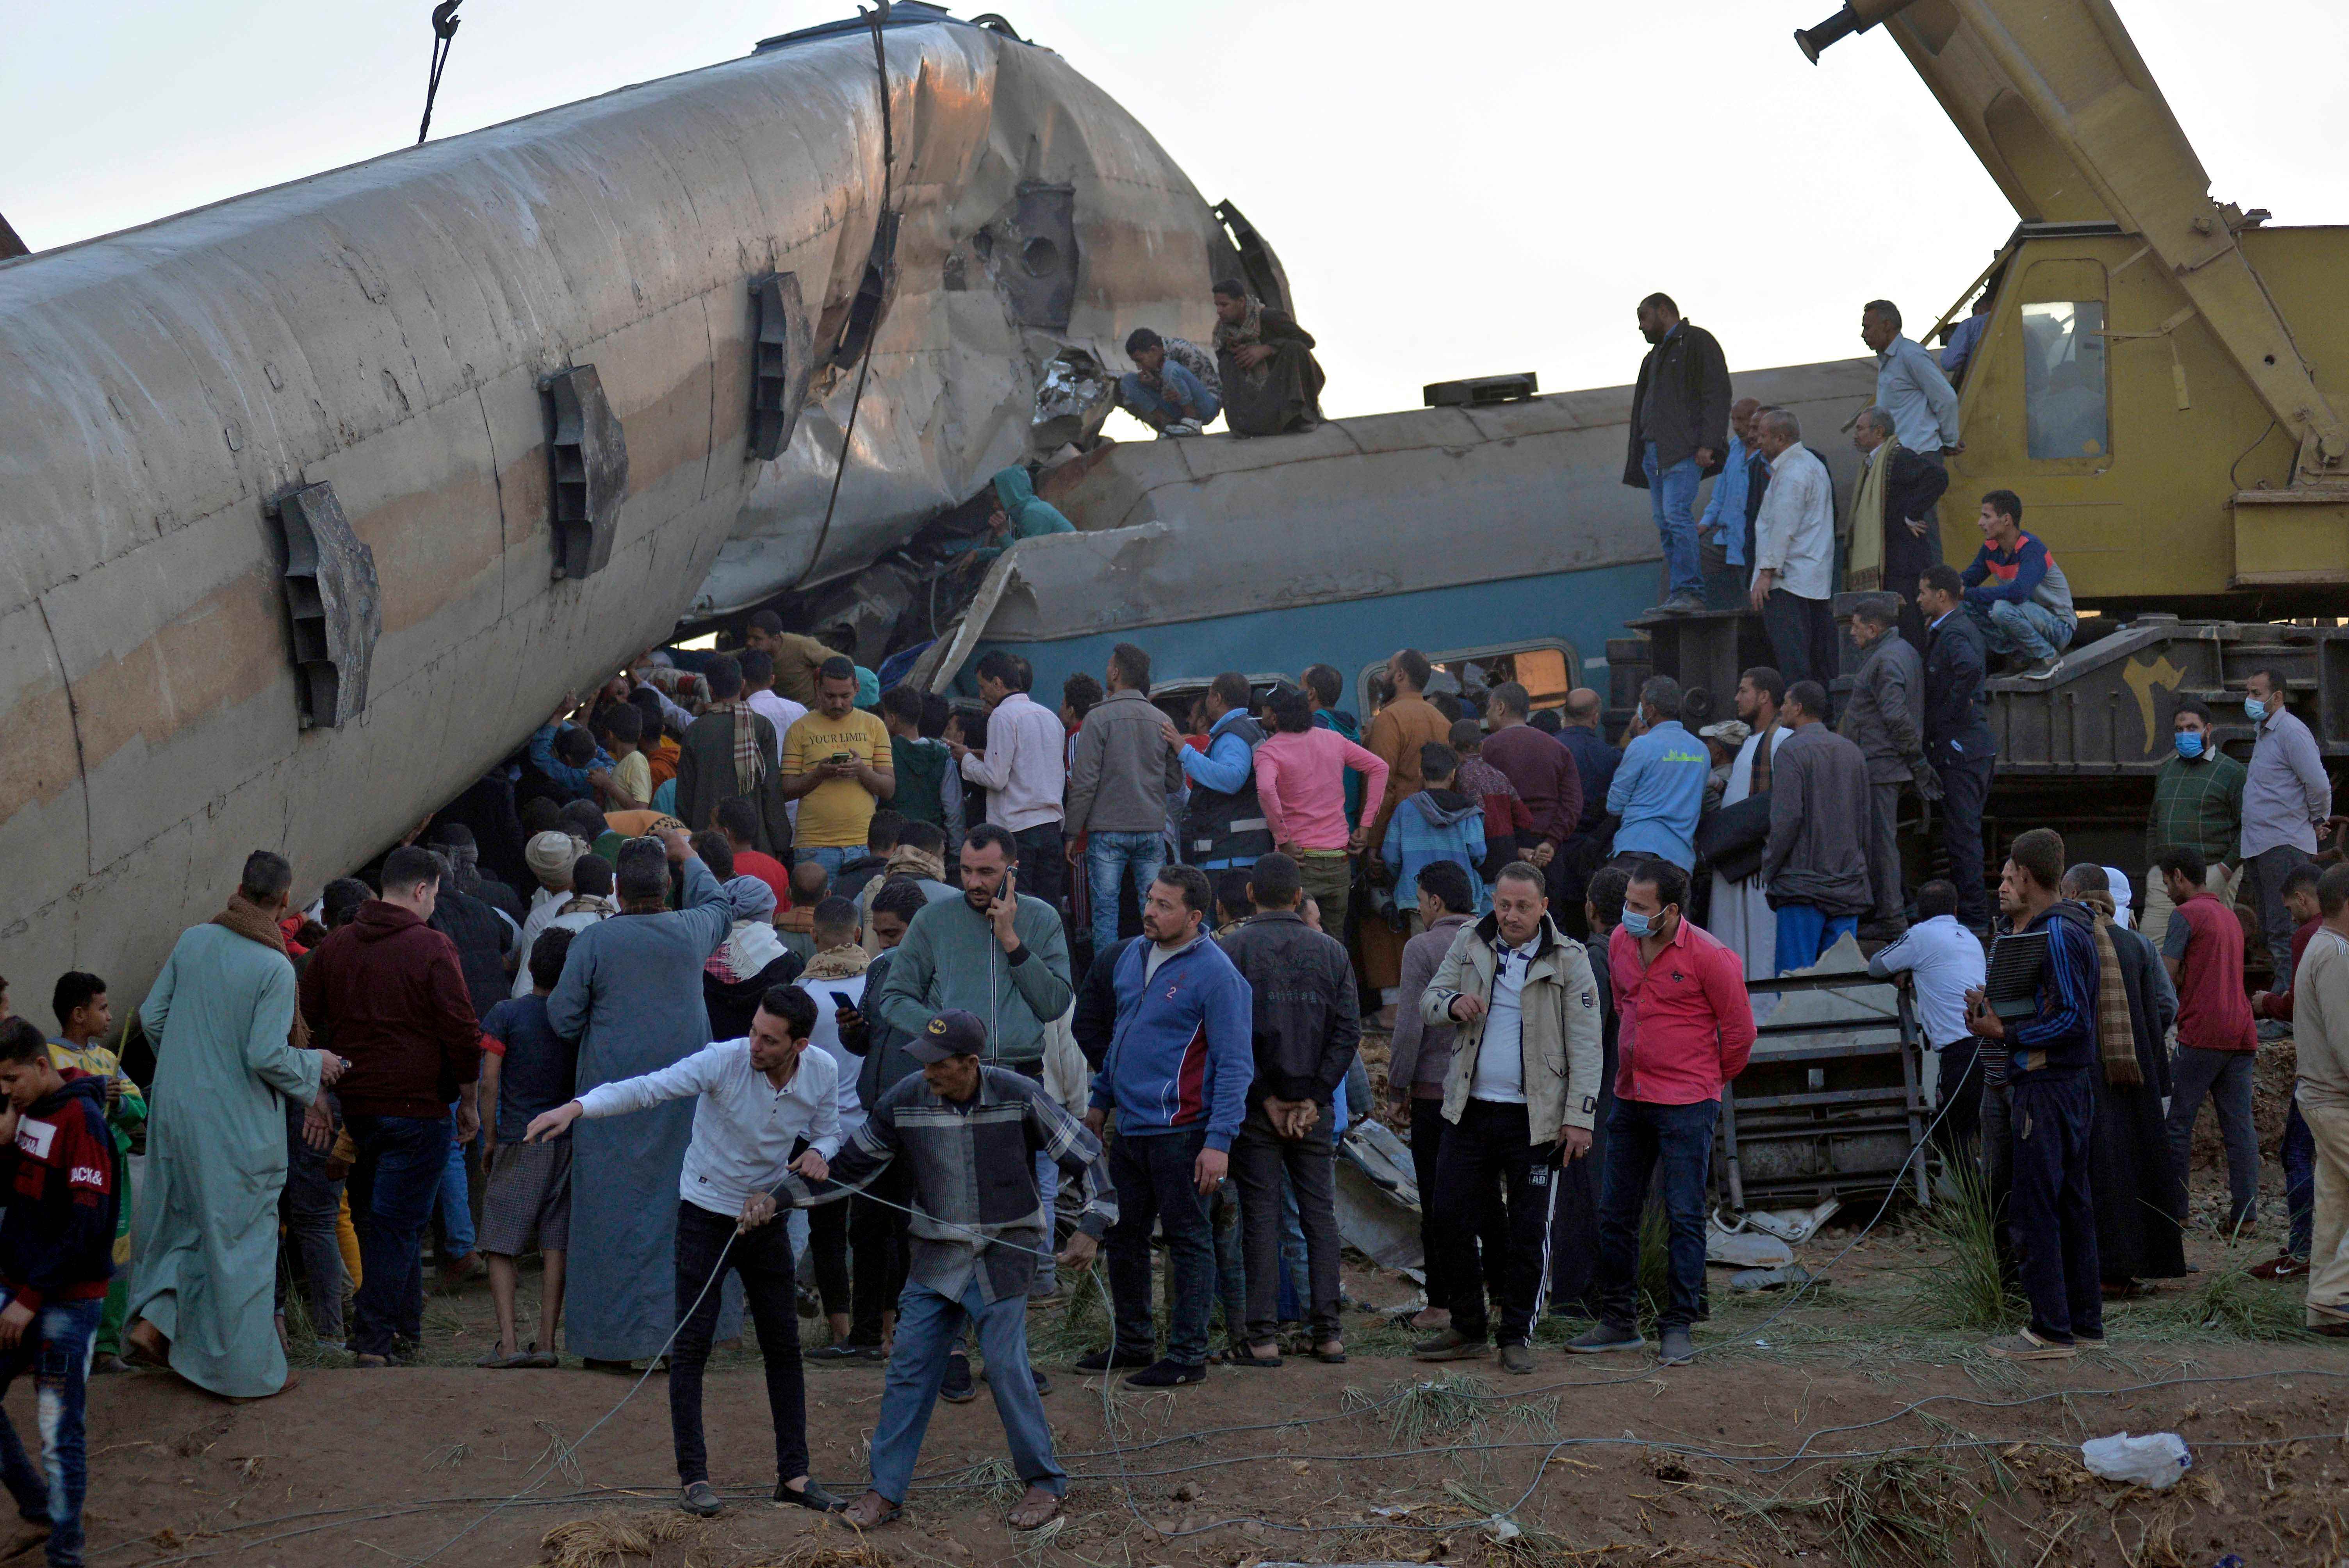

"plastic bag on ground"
[2080,1431,2192,1489]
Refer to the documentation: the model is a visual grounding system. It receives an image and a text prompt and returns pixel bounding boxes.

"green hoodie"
[991,465,1075,540]
[872,890,1073,1066]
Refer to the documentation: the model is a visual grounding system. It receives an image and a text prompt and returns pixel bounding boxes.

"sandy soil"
[54,1035,2345,1568]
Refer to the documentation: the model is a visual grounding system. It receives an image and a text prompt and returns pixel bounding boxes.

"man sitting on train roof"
[1119,329,1221,437]
[1959,489,2076,682]
[1211,280,1325,438]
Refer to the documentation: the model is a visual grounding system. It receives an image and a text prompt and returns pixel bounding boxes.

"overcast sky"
[7,0,2345,418]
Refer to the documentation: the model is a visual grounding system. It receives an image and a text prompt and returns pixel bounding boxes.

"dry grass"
[539,1509,713,1568]
[737,1536,899,1568]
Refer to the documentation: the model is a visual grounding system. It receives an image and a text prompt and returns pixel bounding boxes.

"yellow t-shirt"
[611,749,653,807]
[783,708,892,847]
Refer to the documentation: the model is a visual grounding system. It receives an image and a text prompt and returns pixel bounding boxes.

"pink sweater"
[1253,728,1390,852]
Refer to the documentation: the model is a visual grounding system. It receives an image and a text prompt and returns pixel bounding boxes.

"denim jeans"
[2284,1098,2316,1259]
[797,845,853,882]
[279,1097,348,1343]
[347,1112,453,1357]
[1774,905,1859,975]
[438,1107,476,1260]
[1205,1182,1249,1347]
[1595,1098,1720,1331]
[1118,372,1219,430]
[2245,845,2315,983]
[0,1293,100,1568]
[2167,1046,2260,1231]
[1969,598,2073,666]
[670,1202,807,1486]
[1103,1128,1215,1366]
[868,1279,1065,1504]
[2009,1072,2102,1343]
[1641,442,1704,599]
[1086,831,1164,953]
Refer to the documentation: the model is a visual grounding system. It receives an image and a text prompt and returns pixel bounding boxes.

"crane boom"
[1804,0,2346,477]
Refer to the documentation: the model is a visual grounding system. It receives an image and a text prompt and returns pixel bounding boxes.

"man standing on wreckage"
[769,1008,1116,1532]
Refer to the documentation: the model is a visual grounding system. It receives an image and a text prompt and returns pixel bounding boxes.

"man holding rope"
[526,985,847,1518]
[772,1008,1116,1532]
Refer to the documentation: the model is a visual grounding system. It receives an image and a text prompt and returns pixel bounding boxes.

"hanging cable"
[794,0,895,588]
[416,0,463,146]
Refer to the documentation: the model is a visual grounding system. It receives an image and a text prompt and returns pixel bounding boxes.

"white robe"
[1708,725,1789,982]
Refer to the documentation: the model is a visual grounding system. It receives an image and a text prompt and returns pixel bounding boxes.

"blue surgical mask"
[2174,730,2205,759]
[2245,696,2268,722]
[1621,908,1656,938]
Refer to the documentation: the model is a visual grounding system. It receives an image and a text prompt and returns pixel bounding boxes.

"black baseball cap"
[907,1009,986,1064]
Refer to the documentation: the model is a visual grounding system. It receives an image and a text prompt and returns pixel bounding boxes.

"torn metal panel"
[0,15,1255,1003]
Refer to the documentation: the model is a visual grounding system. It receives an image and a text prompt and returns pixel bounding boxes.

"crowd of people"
[0,283,2342,1555]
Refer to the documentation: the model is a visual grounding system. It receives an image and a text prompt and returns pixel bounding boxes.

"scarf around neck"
[1212,295,1265,356]
[1848,437,1900,590]
[800,943,871,981]
[884,843,946,885]
[212,892,312,1051]
[2073,892,2142,1086]
[704,699,765,802]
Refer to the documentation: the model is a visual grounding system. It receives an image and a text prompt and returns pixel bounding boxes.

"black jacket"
[1623,322,1732,483]
[1922,607,1995,759]
[1217,910,1362,1104]
[1879,446,1951,582]
[1072,937,1134,1071]
[428,886,513,1022]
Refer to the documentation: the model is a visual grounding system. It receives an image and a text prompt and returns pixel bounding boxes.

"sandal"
[841,1491,902,1529]
[476,1349,533,1369]
[1315,1342,1348,1365]
[1225,1343,1283,1368]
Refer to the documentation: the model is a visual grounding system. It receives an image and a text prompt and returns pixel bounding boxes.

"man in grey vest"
[1180,672,1273,873]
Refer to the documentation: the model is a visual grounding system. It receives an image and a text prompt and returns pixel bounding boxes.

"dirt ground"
[58,1038,2349,1568]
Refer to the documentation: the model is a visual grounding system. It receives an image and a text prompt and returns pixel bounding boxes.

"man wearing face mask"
[1571,861,1754,1368]
[2141,698,2244,951]
[2239,668,2333,989]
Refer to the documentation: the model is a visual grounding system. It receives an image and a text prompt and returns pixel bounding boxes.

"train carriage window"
[1356,639,1580,719]
[2021,299,2109,460]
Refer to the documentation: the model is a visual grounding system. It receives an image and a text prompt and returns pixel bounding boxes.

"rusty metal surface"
[0,17,1239,1000]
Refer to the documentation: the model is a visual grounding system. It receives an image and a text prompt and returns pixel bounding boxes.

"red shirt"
[1608,917,1756,1104]
[736,848,793,911]
[2170,890,2256,1052]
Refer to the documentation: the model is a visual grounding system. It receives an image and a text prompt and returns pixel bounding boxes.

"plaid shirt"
[2146,751,2246,863]
[788,1066,1114,1304]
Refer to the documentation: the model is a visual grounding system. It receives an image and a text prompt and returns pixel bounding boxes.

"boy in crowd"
[44,975,143,1372]
[475,928,580,1368]
[0,1017,120,1568]
[1380,744,1490,919]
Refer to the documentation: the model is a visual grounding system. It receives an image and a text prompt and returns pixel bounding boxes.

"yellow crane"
[1800,0,2349,609]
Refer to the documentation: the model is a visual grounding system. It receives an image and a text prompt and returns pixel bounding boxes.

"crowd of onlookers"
[1,278,2345,1553]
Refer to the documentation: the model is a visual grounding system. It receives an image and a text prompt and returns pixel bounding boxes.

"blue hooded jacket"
[991,466,1075,540]
[1089,931,1253,1150]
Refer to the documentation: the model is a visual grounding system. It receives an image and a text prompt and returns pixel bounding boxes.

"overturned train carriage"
[0,12,1251,999]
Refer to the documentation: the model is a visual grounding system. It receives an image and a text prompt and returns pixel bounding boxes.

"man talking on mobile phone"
[873,824,1075,1399]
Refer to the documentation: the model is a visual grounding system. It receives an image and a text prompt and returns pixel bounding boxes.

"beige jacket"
[1421,912,1604,1144]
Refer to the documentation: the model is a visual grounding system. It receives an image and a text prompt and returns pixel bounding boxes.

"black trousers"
[1012,822,1066,915]
[670,1201,808,1486]
[1762,588,1837,692]
[848,1162,913,1347]
[1409,1098,1508,1316]
[1230,1105,1342,1343]
[2008,1073,2102,1344]
[1428,1101,1559,1347]
[1931,746,1996,927]
[806,1194,850,1319]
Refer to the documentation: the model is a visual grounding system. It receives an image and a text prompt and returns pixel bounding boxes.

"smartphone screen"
[829,990,856,1012]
